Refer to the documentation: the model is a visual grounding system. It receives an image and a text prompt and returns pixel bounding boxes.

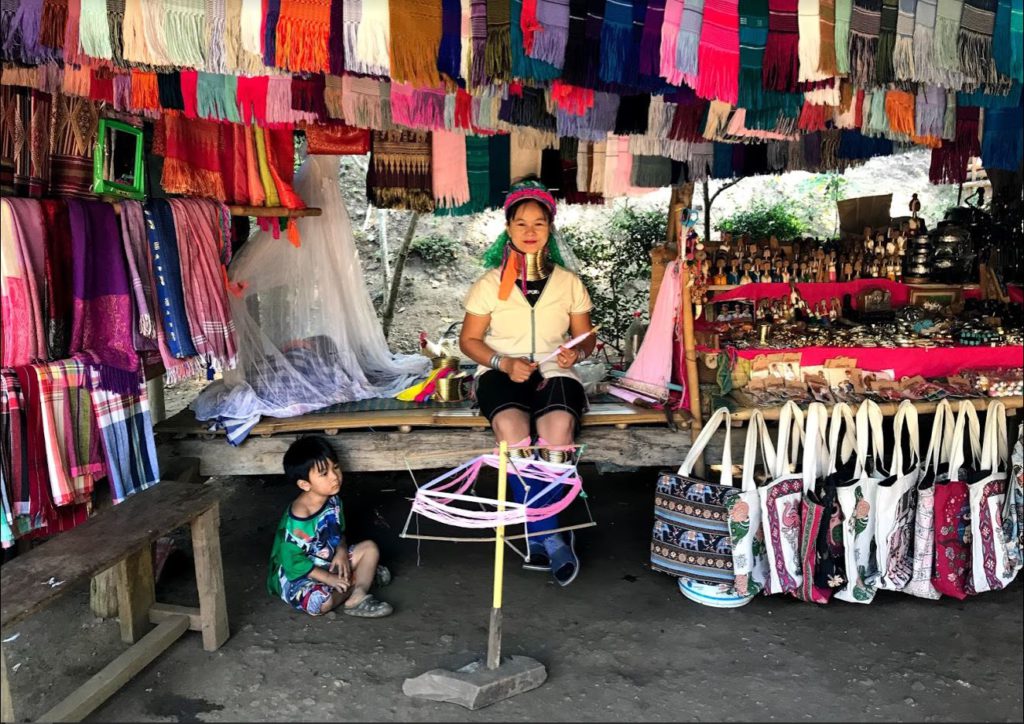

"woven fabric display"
[695,0,741,104]
[892,0,916,79]
[275,0,331,72]
[959,0,997,84]
[677,0,707,84]
[847,0,881,87]
[366,129,435,212]
[389,0,443,87]
[764,0,800,91]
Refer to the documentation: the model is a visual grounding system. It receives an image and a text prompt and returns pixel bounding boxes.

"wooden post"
[486,441,509,671]
[146,374,166,424]
[116,546,156,644]
[1,645,13,724]
[191,504,230,651]
[90,567,120,619]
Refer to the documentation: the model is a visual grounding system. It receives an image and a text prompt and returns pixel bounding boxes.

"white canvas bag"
[901,399,955,599]
[758,401,806,595]
[969,400,1015,593]
[727,409,776,598]
[834,399,887,603]
[874,400,921,591]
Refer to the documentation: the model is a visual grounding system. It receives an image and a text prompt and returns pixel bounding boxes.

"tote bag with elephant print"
[651,409,742,595]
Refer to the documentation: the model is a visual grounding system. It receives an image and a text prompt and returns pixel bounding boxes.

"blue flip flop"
[545,531,579,587]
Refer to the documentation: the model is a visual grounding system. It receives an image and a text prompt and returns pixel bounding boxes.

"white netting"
[192,155,430,428]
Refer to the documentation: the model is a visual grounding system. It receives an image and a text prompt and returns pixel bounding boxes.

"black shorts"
[474,370,588,435]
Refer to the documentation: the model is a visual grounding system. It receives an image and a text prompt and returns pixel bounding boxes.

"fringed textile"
[391,83,446,130]
[561,0,602,88]
[884,88,915,136]
[981,105,1023,170]
[639,0,668,79]
[818,0,838,74]
[500,85,558,131]
[143,199,199,364]
[204,0,228,73]
[630,154,672,187]
[615,94,651,135]
[676,0,706,84]
[739,0,772,108]
[328,0,345,74]
[470,0,488,86]
[160,114,227,200]
[599,0,635,84]
[122,0,153,64]
[530,0,571,68]
[487,134,511,207]
[893,0,916,79]
[438,0,463,81]
[324,73,344,118]
[236,75,268,124]
[834,0,853,72]
[797,0,827,82]
[276,0,331,72]
[929,104,979,182]
[992,0,1022,82]
[512,0,562,80]
[958,0,997,85]
[1,199,47,366]
[355,0,391,77]
[695,0,741,104]
[933,0,964,86]
[40,0,69,53]
[915,83,946,137]
[389,0,443,86]
[912,0,938,83]
[164,0,207,68]
[367,129,435,212]
[764,0,800,91]
[848,0,881,87]
[47,93,97,199]
[80,0,115,60]
[117,200,158,348]
[197,71,241,122]
[291,73,328,122]
[446,134,490,215]
[263,0,281,67]
[661,0,686,84]
[485,0,512,83]
[703,99,733,139]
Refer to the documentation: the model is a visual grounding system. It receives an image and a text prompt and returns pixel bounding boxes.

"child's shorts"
[282,545,356,616]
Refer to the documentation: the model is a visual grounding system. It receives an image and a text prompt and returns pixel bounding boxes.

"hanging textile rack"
[102,199,322,218]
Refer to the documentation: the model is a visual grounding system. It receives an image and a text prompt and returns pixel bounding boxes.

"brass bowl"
[431,355,461,370]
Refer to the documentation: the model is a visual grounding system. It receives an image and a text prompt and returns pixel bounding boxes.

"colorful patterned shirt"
[267,496,345,599]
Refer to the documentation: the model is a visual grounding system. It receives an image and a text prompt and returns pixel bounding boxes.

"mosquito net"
[192,155,430,440]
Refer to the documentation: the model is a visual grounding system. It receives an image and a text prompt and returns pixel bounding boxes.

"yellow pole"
[486,441,508,670]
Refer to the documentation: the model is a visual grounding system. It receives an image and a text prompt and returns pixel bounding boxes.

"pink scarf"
[2,198,47,365]
[694,0,741,104]
[660,0,686,85]
[431,130,471,208]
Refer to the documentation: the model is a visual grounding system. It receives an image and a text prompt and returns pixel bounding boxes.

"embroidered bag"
[1001,423,1024,574]
[651,408,740,595]
[902,398,954,599]
[834,399,887,604]
[793,401,837,604]
[969,400,1015,593]
[932,400,982,600]
[874,400,920,591]
[759,400,807,595]
[726,408,776,599]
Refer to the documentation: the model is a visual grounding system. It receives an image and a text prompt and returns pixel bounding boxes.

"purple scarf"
[530,0,571,67]
[67,199,140,394]
[329,0,345,74]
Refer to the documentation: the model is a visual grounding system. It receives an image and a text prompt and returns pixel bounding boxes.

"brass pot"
[435,374,466,402]
[431,355,461,370]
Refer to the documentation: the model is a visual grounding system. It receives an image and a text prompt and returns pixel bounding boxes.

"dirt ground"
[4,466,1022,723]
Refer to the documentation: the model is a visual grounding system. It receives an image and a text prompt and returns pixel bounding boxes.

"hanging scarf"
[143,199,199,364]
[469,0,488,86]
[561,0,601,88]
[677,0,706,83]
[239,0,263,62]
[981,105,1023,170]
[739,0,770,108]
[639,0,668,79]
[196,71,238,122]
[367,129,435,212]
[11,366,55,535]
[203,0,227,73]
[275,0,331,72]
[164,0,207,67]
[614,94,651,134]
[160,113,227,200]
[6,0,49,63]
[236,75,268,125]
[157,71,185,110]
[388,0,443,87]
[168,199,237,371]
[929,104,979,182]
[263,0,282,66]
[942,88,956,138]
[291,73,328,122]
[661,0,686,83]
[912,0,938,83]
[341,75,387,129]
[355,0,391,76]
[875,0,898,83]
[432,130,471,208]
[485,0,512,83]
[439,0,463,81]
[818,0,838,74]
[106,0,125,65]
[884,88,915,136]
[445,134,490,215]
[487,134,511,207]
[122,0,151,64]
[327,0,345,74]
[1,199,46,367]
[695,0,741,104]
[47,93,97,199]
[892,0,916,79]
[265,75,315,126]
[39,199,73,359]
[797,0,826,82]
[915,83,946,137]
[500,85,558,131]
[992,0,1022,82]
[848,0,882,87]
[513,0,562,80]
[934,0,964,86]
[611,0,646,86]
[959,0,997,84]
[764,0,800,91]
[40,0,69,53]
[529,0,572,67]
[66,199,140,393]
[117,200,157,349]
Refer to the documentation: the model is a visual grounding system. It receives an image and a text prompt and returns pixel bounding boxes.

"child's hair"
[283,435,339,487]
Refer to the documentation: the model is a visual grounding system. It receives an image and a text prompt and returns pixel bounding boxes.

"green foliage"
[562,205,666,351]
[716,198,806,241]
[411,232,460,265]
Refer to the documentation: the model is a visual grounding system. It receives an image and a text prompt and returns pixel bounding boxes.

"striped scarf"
[485,0,512,83]
[470,0,488,86]
[117,200,157,349]
[764,0,800,91]
[204,0,228,72]
[661,0,686,84]
[530,0,571,67]
[848,0,881,87]
[390,0,443,87]
[875,0,898,83]
[144,199,199,361]
[696,0,741,104]
[107,0,126,66]
[677,0,706,83]
[834,0,853,72]
[958,0,997,84]
[933,0,964,86]
[892,0,916,79]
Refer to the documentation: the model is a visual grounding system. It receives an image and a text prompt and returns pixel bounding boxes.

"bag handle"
[923,399,955,474]
[774,401,805,479]
[802,402,829,493]
[679,407,733,485]
[742,409,777,492]
[948,401,982,483]
[891,400,921,476]
[980,399,1008,473]
[854,399,886,478]
[827,402,857,475]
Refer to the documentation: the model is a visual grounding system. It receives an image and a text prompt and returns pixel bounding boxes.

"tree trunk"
[381,212,421,339]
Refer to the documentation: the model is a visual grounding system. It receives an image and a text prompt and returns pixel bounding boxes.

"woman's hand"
[556,346,578,369]
[502,357,537,383]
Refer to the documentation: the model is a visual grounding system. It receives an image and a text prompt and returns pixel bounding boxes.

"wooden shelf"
[705,283,980,292]
[709,395,1023,422]
[106,199,321,219]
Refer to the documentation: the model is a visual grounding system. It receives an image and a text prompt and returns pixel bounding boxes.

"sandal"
[522,545,551,572]
[343,595,393,618]
[374,565,392,587]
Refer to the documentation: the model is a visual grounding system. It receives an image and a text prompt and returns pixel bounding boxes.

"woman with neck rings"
[460,180,595,587]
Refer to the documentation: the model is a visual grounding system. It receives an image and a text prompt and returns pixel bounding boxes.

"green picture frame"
[92,118,145,200]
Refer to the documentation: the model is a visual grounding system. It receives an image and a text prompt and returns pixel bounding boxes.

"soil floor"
[4,468,1022,723]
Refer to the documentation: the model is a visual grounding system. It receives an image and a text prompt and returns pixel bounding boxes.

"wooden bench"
[0,482,229,723]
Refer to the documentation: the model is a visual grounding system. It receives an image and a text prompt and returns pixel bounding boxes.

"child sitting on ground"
[267,435,394,618]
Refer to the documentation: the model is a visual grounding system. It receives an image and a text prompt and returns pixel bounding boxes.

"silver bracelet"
[575,347,588,362]
[490,353,504,370]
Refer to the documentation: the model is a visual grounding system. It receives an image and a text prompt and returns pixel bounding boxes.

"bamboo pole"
[486,440,508,671]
